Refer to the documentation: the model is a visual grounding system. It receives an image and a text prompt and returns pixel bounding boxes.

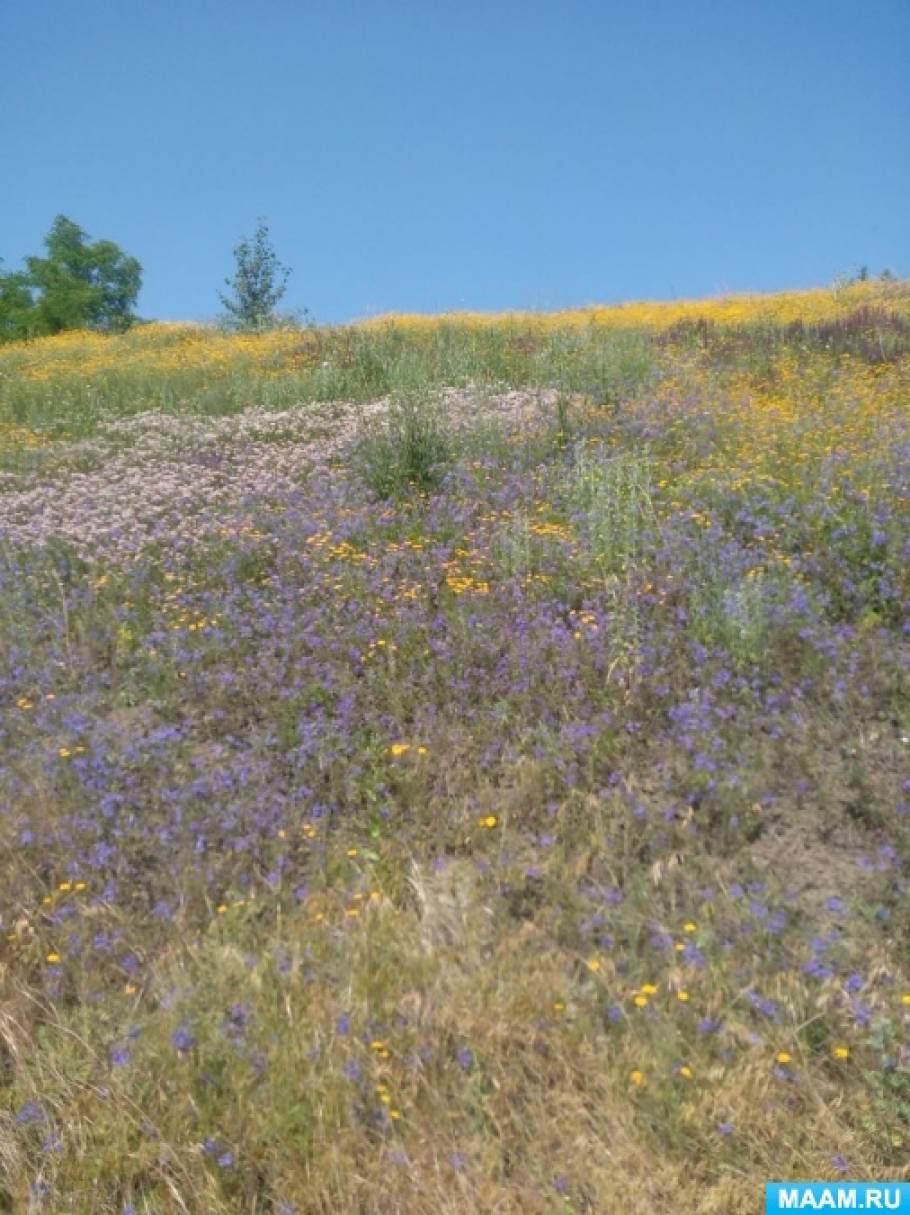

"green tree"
[0,261,36,341]
[25,215,142,335]
[219,220,291,331]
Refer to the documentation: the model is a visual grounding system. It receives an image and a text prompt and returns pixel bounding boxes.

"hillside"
[1,282,908,1213]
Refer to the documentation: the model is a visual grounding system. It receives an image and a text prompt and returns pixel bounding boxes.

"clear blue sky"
[3,0,908,324]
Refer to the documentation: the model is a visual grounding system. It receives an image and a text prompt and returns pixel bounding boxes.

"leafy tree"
[0,261,36,341]
[25,215,142,334]
[219,220,291,331]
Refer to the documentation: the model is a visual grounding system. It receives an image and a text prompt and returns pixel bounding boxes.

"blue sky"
[3,0,908,323]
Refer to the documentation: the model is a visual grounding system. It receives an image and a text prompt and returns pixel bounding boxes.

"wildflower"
[640,983,658,995]
[552,1000,565,1012]
[832,1045,850,1060]
[58,747,72,758]
[46,952,61,964]
[389,743,410,756]
[633,995,649,1008]
[585,958,602,973]
[677,990,690,1002]
[683,922,697,933]
[901,993,910,1006]
[171,1025,196,1053]
[678,1065,694,1079]
[717,1121,734,1136]
[629,1069,645,1086]
[346,848,359,857]
[776,1050,792,1064]
[479,815,498,828]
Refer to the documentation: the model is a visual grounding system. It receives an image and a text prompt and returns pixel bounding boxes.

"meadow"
[0,280,908,1213]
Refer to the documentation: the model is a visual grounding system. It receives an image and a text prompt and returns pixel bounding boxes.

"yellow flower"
[901,993,910,1006]
[629,1069,645,1086]
[479,815,498,829]
[832,1045,850,1060]
[676,990,690,1002]
[585,958,602,973]
[679,1065,693,1079]
[552,1000,565,1012]
[640,983,658,995]
[776,1051,792,1065]
[683,922,697,934]
[216,904,228,914]
[633,995,649,1008]
[58,882,72,892]
[58,747,72,758]
[346,847,359,857]
[389,743,411,756]
[46,952,61,963]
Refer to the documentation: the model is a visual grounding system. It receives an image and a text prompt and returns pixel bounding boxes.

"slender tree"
[219,220,290,331]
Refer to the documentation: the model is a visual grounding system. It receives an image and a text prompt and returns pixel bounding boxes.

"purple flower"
[15,1100,44,1126]
[717,1121,734,1136]
[171,1025,196,1053]
[217,1151,235,1169]
[110,1045,131,1067]
[456,1046,474,1072]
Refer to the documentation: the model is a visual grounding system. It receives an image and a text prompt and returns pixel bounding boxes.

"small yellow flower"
[633,995,649,1008]
[629,1069,645,1086]
[46,952,61,963]
[58,747,72,758]
[58,882,72,892]
[776,1051,792,1065]
[346,847,359,857]
[677,990,690,1002]
[74,881,87,891]
[389,1109,401,1120]
[389,743,411,757]
[586,958,602,973]
[479,815,498,829]
[123,983,137,995]
[552,1000,565,1012]
[346,907,360,918]
[640,983,658,995]
[832,1045,850,1060]
[16,697,33,710]
[683,922,697,934]
[370,1040,387,1052]
[679,1065,694,1079]
[901,993,910,1006]
[674,941,685,952]
[416,746,428,755]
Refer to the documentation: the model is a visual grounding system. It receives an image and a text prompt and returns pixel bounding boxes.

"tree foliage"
[219,220,291,331]
[0,215,142,341]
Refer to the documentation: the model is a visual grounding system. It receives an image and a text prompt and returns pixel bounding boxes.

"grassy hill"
[1,282,908,1212]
